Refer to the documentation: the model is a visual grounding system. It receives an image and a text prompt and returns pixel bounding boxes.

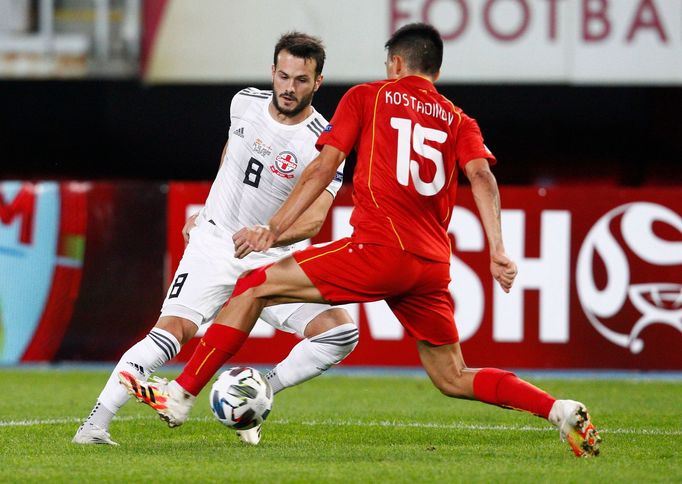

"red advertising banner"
[167,183,682,370]
[1,182,87,363]
[2,181,167,364]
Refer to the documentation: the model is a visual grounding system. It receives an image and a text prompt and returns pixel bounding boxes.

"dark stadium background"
[2,82,680,185]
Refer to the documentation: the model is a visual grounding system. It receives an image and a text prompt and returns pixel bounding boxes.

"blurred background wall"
[1,0,680,368]
[2,0,681,184]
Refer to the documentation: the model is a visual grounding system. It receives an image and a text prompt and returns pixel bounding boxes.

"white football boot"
[118,371,195,427]
[72,423,119,446]
[236,424,262,445]
[548,399,601,457]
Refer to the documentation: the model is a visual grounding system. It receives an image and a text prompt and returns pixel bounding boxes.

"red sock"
[175,324,248,396]
[473,368,555,418]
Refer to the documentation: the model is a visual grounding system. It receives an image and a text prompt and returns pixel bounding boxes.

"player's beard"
[272,86,314,118]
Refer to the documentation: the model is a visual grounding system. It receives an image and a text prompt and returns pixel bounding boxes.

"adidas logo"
[127,361,145,375]
[234,127,245,138]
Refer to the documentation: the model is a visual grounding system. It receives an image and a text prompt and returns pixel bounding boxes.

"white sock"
[83,328,180,431]
[265,323,358,394]
[82,401,115,430]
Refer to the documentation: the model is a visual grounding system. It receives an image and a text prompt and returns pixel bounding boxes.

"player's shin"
[265,323,358,393]
[175,324,249,396]
[175,268,269,396]
[473,368,555,418]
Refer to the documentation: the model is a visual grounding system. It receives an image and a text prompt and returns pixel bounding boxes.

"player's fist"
[182,213,199,244]
[490,250,517,293]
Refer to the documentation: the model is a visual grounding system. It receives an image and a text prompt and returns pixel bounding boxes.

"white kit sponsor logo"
[270,151,298,179]
[252,138,272,158]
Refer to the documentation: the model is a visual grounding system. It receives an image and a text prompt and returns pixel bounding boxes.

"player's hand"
[233,225,277,259]
[233,227,255,258]
[490,250,517,293]
[182,213,199,244]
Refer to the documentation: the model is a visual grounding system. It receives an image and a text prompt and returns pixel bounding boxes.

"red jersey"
[317,75,495,263]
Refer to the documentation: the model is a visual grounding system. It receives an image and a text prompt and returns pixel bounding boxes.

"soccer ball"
[210,367,273,430]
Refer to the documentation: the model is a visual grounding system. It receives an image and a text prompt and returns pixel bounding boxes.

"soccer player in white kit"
[73,32,358,446]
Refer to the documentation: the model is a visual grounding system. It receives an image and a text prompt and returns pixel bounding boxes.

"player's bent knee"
[435,381,466,398]
[304,308,353,337]
[432,371,470,398]
[155,315,198,345]
[309,323,359,365]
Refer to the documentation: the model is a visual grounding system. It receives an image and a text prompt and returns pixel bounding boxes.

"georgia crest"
[270,151,298,179]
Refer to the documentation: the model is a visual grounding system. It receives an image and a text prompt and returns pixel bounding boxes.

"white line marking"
[0,416,147,427]
[1,415,680,436]
[292,419,682,436]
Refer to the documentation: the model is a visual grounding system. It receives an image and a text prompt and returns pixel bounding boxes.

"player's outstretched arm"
[271,190,334,246]
[237,145,346,254]
[465,158,517,293]
[271,144,345,237]
[233,191,334,258]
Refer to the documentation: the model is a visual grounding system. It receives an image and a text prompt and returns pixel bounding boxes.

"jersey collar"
[264,96,319,131]
[399,75,437,91]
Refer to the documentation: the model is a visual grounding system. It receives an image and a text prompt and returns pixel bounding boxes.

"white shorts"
[160,214,332,337]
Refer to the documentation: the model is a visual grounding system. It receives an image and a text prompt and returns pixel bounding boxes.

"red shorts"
[293,238,458,345]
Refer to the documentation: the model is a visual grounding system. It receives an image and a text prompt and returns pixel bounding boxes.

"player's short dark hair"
[385,23,443,75]
[274,32,326,77]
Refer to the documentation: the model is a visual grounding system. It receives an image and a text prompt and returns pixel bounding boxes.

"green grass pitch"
[1,368,681,483]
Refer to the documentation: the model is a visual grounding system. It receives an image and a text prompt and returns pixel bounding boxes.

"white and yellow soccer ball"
[210,367,273,430]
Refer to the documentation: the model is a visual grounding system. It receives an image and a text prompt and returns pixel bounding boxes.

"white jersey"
[161,87,344,330]
[202,87,344,257]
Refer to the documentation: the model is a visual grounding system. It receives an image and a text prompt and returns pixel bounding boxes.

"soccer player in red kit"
[122,23,601,457]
